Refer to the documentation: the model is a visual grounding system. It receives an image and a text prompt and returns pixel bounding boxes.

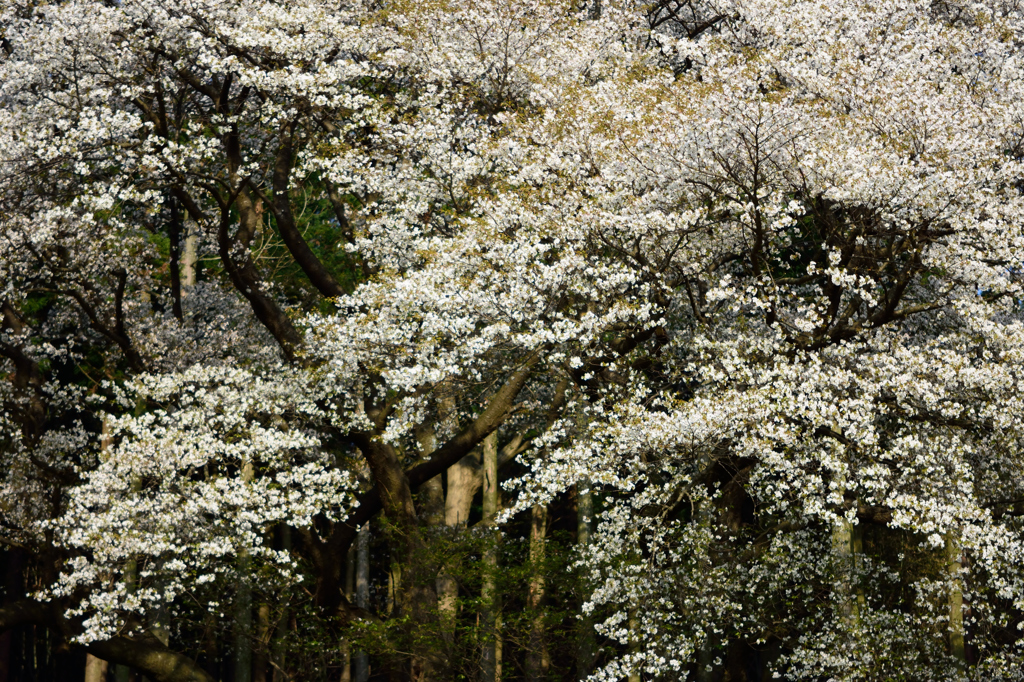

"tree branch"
[265,131,346,298]
[86,636,215,682]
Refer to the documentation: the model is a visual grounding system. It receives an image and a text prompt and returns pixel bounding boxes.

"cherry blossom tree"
[3,0,1024,680]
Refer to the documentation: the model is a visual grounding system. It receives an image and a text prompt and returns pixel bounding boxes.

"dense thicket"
[3,0,1024,680]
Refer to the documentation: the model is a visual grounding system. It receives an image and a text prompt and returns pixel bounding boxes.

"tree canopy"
[3,0,1024,680]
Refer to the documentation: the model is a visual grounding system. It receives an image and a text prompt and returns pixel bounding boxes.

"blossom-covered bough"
[2,0,1024,679]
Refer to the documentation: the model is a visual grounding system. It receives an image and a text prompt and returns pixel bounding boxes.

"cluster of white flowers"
[3,0,1024,677]
[41,366,357,642]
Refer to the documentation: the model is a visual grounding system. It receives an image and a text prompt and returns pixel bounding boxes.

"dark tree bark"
[266,131,346,298]
[168,196,184,321]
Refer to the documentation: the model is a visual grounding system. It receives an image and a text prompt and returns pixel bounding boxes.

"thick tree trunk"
[480,433,500,682]
[350,355,540,679]
[84,654,108,682]
[525,504,549,682]
[334,351,542,559]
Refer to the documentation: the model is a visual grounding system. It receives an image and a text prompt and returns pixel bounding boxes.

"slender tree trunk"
[416,413,449,664]
[851,521,865,620]
[387,562,402,618]
[253,604,270,682]
[480,433,500,682]
[627,611,640,682]
[102,418,134,682]
[0,625,8,681]
[415,419,448,666]
[832,516,854,626]
[203,614,220,681]
[151,567,170,650]
[272,526,291,682]
[525,504,549,682]
[576,483,594,681]
[438,452,480,640]
[0,629,8,682]
[116,472,141,682]
[415,424,445,528]
[182,226,197,290]
[353,362,538,681]
[234,561,253,682]
[168,197,184,321]
[151,606,170,647]
[353,524,370,682]
[696,637,716,682]
[947,530,965,664]
[696,496,716,682]
[341,543,355,682]
[235,458,254,682]
[0,549,25,682]
[85,654,109,682]
[445,455,479,527]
